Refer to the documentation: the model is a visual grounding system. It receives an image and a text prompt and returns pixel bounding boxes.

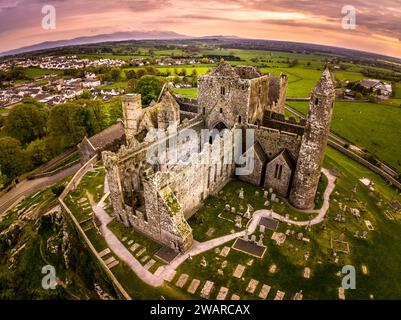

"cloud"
[0,0,400,56]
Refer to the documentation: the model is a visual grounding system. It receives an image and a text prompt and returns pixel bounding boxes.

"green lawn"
[173,87,197,99]
[287,100,401,172]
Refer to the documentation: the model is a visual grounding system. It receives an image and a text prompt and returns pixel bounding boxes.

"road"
[0,163,81,215]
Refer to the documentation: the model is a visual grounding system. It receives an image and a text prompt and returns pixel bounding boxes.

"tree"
[47,103,87,150]
[4,103,48,144]
[79,89,92,99]
[127,78,138,93]
[136,75,165,106]
[26,139,51,166]
[125,70,137,80]
[0,137,31,182]
[110,68,121,82]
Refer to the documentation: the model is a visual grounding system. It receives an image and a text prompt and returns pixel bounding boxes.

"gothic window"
[221,86,226,95]
[238,116,242,123]
[314,97,319,105]
[220,107,223,114]
[202,107,205,115]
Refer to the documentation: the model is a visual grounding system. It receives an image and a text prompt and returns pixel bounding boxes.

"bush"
[51,185,65,197]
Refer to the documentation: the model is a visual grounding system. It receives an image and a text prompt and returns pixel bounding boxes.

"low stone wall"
[58,155,132,300]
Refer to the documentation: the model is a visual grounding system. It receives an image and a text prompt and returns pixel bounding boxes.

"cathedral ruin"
[102,63,336,253]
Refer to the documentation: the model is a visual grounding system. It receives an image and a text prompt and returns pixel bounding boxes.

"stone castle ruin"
[102,63,335,253]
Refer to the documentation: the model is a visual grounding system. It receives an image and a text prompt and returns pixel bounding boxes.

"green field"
[287,100,401,172]
[394,83,401,99]
[172,87,197,98]
[24,67,63,79]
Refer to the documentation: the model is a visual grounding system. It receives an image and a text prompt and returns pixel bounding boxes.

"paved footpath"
[94,168,336,287]
[93,176,164,287]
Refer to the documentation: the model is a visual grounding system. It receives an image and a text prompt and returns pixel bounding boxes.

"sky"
[0,0,400,57]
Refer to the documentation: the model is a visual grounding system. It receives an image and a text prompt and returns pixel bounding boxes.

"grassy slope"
[287,101,401,172]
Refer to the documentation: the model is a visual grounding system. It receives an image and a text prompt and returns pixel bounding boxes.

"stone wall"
[198,75,251,129]
[250,124,302,162]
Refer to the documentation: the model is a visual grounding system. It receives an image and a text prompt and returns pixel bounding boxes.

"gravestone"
[175,274,189,288]
[274,290,285,300]
[231,207,236,214]
[251,235,256,242]
[200,256,207,267]
[258,284,271,299]
[187,279,201,294]
[233,264,245,278]
[239,188,244,199]
[217,287,229,300]
[220,246,231,257]
[293,290,303,300]
[246,279,259,294]
[264,191,269,199]
[200,281,214,299]
[235,216,242,228]
[304,267,311,279]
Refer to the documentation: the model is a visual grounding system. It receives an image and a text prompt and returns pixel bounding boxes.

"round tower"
[289,67,336,209]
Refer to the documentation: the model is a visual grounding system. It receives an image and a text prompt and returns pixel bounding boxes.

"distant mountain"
[0,31,190,57]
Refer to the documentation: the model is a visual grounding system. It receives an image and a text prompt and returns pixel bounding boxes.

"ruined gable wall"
[264,156,293,197]
[238,146,266,187]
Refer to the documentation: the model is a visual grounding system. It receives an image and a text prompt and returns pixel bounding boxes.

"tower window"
[202,107,205,115]
[238,116,242,123]
[221,87,226,95]
[220,107,223,114]
[314,98,319,105]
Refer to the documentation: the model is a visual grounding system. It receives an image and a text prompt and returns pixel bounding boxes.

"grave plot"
[155,246,180,263]
[259,217,280,231]
[232,238,267,258]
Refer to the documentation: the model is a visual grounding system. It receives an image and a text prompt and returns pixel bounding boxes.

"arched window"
[220,107,223,114]
[238,116,242,123]
[221,87,226,95]
[314,98,319,105]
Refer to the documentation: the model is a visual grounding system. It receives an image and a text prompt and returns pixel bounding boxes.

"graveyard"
[59,145,401,300]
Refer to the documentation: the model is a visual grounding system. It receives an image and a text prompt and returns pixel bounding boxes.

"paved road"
[0,163,81,215]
